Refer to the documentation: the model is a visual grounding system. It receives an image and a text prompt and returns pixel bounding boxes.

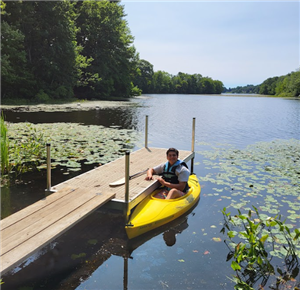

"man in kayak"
[145,148,190,199]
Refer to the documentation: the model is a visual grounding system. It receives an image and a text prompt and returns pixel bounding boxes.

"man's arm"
[156,177,186,192]
[145,168,156,180]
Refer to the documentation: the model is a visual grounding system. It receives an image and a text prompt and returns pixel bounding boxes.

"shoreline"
[0,97,148,112]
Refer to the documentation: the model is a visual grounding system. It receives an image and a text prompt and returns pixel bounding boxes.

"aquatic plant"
[0,114,9,175]
[5,123,46,178]
[3,122,139,183]
[196,139,300,289]
[198,139,300,231]
[221,206,300,290]
[1,122,50,185]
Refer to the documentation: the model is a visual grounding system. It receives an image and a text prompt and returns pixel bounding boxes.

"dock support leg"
[124,151,130,223]
[45,143,56,195]
[191,118,196,173]
[145,115,148,148]
[123,257,128,290]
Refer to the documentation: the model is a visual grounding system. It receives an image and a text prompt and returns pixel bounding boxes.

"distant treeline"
[224,70,300,97]
[134,60,224,94]
[223,84,259,94]
[1,1,223,103]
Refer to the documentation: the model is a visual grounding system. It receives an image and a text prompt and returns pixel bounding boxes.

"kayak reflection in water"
[145,148,190,199]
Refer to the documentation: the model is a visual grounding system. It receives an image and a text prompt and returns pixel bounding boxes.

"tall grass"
[1,114,9,175]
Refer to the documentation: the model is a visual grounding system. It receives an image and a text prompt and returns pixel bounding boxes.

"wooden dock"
[53,147,194,211]
[0,147,193,275]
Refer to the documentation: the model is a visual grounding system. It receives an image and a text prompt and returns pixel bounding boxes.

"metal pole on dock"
[46,143,52,194]
[191,118,196,173]
[145,115,148,148]
[124,151,130,222]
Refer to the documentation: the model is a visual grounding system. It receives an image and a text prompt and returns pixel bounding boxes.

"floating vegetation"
[1,100,139,113]
[197,139,300,226]
[87,239,98,245]
[3,122,140,183]
[221,206,300,289]
[197,139,300,289]
[71,253,86,260]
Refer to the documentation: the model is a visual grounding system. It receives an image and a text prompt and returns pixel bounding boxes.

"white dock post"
[124,151,130,222]
[145,115,148,148]
[191,118,196,173]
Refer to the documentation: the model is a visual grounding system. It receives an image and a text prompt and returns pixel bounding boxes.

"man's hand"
[156,176,166,186]
[145,168,155,180]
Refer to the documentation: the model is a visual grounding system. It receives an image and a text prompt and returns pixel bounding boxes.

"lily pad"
[6,122,141,175]
[197,139,300,228]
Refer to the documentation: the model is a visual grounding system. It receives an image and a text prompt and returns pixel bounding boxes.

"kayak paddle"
[109,168,149,187]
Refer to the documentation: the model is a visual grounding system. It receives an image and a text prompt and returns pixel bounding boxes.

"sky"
[123,0,299,88]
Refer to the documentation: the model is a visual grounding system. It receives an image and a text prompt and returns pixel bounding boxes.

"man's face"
[167,151,178,165]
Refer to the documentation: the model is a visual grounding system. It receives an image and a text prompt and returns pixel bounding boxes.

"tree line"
[1,0,224,103]
[224,69,300,97]
[133,60,224,94]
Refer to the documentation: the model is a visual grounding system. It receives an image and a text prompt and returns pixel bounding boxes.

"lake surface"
[2,94,300,290]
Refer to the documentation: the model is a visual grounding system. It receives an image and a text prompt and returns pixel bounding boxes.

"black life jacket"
[162,160,189,192]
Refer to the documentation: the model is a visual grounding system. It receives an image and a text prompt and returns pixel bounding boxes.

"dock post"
[45,143,56,195]
[45,143,52,194]
[123,257,128,290]
[124,151,130,223]
[191,118,196,173]
[145,115,148,148]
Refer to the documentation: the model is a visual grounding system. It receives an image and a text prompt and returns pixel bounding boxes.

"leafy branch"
[221,206,300,290]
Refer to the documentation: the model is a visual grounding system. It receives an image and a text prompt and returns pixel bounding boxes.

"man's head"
[166,148,179,165]
[166,148,179,157]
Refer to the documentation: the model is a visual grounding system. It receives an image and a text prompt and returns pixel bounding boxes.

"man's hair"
[166,148,179,156]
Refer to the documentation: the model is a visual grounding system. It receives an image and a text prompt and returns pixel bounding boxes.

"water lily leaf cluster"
[2,100,138,113]
[6,122,140,174]
[197,139,300,228]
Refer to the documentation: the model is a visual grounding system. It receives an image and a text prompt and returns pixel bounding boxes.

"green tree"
[25,1,77,100]
[74,1,137,99]
[151,71,172,93]
[201,77,215,94]
[214,80,224,94]
[2,1,78,101]
[133,59,154,93]
[1,2,36,100]
[259,76,279,95]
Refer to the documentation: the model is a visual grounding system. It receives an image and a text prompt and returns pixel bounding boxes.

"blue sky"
[123,0,299,88]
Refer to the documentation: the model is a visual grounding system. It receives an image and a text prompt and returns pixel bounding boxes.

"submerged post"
[124,151,130,222]
[191,118,196,173]
[145,115,148,148]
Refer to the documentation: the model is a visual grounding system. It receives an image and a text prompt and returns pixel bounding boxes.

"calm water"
[2,94,300,290]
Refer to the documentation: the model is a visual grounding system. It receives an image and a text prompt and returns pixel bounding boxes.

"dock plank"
[2,188,96,255]
[1,191,115,274]
[0,186,76,230]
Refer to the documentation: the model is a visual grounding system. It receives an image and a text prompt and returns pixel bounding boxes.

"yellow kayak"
[125,174,201,239]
